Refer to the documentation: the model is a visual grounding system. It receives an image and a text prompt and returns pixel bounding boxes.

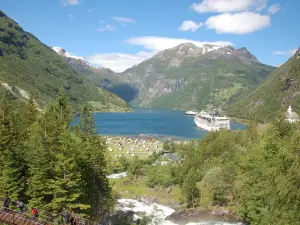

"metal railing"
[1,197,98,225]
[0,208,46,225]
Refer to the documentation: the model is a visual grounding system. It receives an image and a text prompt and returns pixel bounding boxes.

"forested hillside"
[120,43,275,110]
[226,48,300,122]
[0,10,131,112]
[111,118,300,225]
[0,90,113,220]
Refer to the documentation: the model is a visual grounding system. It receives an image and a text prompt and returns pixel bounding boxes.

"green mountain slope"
[225,48,300,122]
[0,10,131,112]
[120,43,275,110]
[50,47,138,103]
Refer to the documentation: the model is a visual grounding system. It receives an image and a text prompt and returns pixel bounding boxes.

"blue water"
[73,108,247,140]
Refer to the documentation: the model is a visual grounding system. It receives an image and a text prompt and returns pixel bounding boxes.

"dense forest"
[1,87,300,225]
[112,116,300,225]
[0,90,113,222]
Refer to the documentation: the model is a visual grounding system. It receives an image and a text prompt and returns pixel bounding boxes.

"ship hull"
[194,117,230,132]
[194,118,218,131]
[186,112,196,115]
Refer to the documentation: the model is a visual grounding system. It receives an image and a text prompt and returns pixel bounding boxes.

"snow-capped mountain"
[51,47,96,72]
[120,42,274,109]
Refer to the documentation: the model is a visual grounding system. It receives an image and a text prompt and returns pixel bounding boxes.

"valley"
[1,2,300,225]
[0,10,131,112]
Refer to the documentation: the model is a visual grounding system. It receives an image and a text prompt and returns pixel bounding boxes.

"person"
[65,210,71,225]
[70,211,78,225]
[3,193,10,209]
[32,207,38,220]
[17,200,25,214]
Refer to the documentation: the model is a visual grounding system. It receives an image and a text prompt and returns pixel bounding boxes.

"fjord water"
[75,108,247,139]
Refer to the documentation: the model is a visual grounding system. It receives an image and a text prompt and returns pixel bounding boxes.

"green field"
[110,176,182,206]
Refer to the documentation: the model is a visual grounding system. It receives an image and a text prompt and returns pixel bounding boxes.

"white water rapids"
[116,198,243,225]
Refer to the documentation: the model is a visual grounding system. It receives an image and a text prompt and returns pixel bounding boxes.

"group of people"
[3,194,38,221]
[3,194,80,224]
[64,210,79,225]
[3,194,25,214]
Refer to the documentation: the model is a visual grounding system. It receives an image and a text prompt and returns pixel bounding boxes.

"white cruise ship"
[194,111,230,131]
[185,110,197,115]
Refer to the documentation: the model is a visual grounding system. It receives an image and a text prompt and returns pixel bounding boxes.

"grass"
[110,176,182,206]
[0,10,131,112]
[225,52,300,121]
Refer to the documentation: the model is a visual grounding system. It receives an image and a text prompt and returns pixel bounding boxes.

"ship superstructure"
[194,110,230,131]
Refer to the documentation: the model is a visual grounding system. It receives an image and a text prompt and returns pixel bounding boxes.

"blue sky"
[1,0,299,72]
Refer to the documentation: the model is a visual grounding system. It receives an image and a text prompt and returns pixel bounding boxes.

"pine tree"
[76,104,113,219]
[0,94,28,200]
[48,130,88,213]
[26,123,53,209]
[247,112,258,141]
[78,104,95,136]
[182,169,200,208]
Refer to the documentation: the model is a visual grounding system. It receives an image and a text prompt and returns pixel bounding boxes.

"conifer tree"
[48,130,88,213]
[0,93,28,199]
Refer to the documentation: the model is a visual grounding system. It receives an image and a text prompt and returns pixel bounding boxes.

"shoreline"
[116,195,243,224]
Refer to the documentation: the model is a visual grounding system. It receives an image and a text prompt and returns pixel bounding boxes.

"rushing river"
[73,108,247,140]
[116,198,242,225]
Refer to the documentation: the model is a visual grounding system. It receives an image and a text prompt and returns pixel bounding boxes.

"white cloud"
[113,16,136,23]
[205,12,271,34]
[273,49,298,56]
[68,14,74,20]
[87,51,154,73]
[97,25,116,32]
[268,4,281,15]
[190,0,267,13]
[178,21,204,32]
[125,36,233,51]
[87,36,233,72]
[61,0,79,6]
[99,20,107,24]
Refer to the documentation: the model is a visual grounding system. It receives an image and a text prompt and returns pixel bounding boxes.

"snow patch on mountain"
[51,47,87,62]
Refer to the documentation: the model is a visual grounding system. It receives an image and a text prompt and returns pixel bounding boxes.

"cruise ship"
[194,111,230,131]
[185,110,197,115]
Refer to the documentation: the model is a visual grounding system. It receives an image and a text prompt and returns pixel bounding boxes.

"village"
[104,136,190,159]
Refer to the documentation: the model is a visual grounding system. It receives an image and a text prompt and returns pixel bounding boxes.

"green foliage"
[182,169,200,208]
[0,92,113,220]
[128,156,143,177]
[146,163,178,188]
[121,47,275,110]
[0,10,131,112]
[163,140,169,150]
[236,121,300,225]
[226,50,300,121]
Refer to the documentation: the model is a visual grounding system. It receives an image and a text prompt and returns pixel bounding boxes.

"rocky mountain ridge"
[119,43,275,110]
[149,43,258,69]
[52,42,275,111]
[226,47,300,121]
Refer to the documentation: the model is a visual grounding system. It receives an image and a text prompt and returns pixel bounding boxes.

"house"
[286,106,299,123]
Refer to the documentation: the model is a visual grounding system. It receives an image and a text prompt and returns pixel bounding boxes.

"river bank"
[109,176,243,224]
[114,197,244,225]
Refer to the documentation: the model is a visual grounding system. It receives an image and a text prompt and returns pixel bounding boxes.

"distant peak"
[295,47,300,59]
[51,46,86,62]
[175,42,197,49]
[0,10,7,18]
[238,47,249,52]
[97,67,115,73]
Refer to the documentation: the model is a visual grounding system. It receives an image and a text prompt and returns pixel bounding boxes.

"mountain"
[0,10,131,112]
[52,47,138,103]
[225,47,300,122]
[119,43,275,110]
